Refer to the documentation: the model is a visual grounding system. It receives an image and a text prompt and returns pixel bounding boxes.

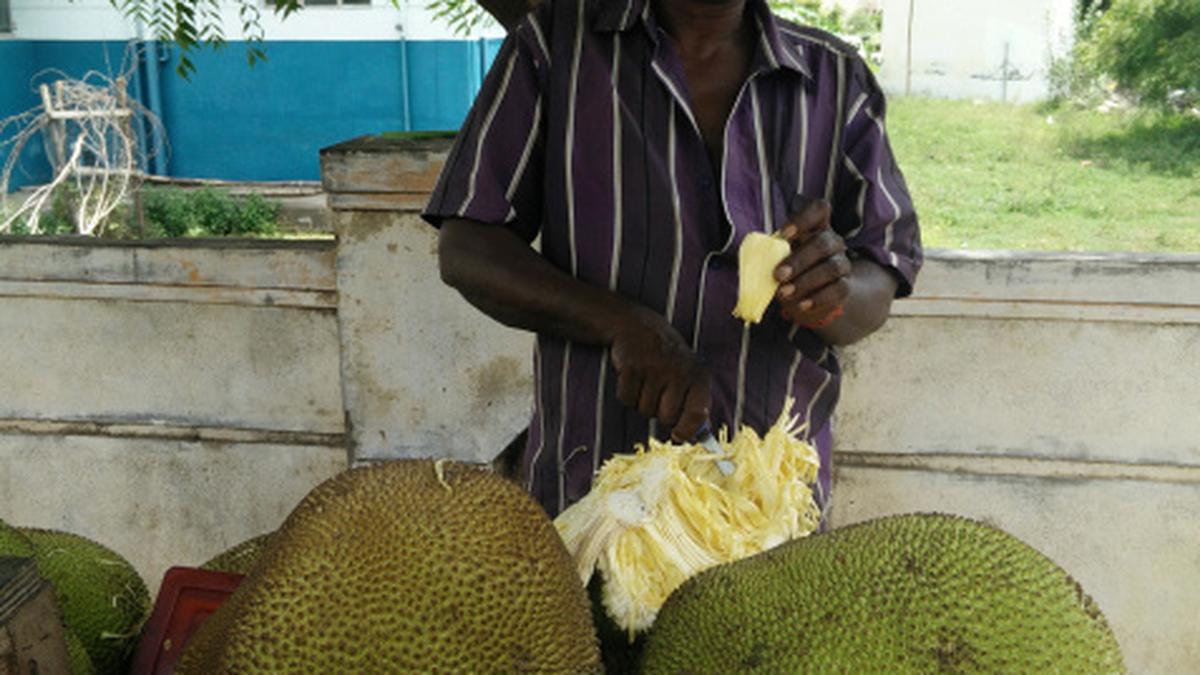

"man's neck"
[652,0,749,57]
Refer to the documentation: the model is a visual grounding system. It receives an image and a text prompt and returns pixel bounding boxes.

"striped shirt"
[424,0,922,518]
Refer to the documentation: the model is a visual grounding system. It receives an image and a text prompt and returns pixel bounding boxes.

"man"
[424,0,921,520]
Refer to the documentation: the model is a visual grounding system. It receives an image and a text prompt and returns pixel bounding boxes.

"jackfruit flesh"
[732,232,792,324]
[18,528,149,675]
[178,460,601,674]
[642,513,1126,674]
[554,404,820,634]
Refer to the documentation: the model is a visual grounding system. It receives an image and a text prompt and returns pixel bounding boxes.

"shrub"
[140,187,280,238]
[1079,0,1200,104]
[769,0,882,64]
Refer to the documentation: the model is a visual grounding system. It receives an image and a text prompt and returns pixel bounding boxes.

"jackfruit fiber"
[732,231,792,324]
[19,528,150,675]
[554,403,820,635]
[178,460,601,674]
[642,513,1126,674]
[199,532,273,575]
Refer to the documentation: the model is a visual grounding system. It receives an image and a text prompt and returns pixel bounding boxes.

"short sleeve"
[422,23,547,243]
[832,61,923,298]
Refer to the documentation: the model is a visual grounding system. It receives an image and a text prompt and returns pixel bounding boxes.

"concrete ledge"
[0,237,337,290]
[0,417,347,448]
[0,280,337,309]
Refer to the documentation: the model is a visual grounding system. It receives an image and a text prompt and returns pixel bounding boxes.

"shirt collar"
[593,0,812,79]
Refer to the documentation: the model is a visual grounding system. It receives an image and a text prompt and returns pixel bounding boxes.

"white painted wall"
[6,0,501,42]
[878,0,1075,102]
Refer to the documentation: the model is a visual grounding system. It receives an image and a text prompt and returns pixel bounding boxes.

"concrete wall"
[2,0,505,189]
[1,38,502,189]
[879,0,1075,102]
[0,238,348,590]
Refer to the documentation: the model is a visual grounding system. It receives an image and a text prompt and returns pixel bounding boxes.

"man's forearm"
[811,258,897,346]
[438,217,713,439]
[438,218,635,346]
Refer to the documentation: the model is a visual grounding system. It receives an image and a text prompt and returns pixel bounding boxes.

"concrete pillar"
[321,135,534,465]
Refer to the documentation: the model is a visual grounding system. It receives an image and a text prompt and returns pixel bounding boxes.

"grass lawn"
[886,98,1200,253]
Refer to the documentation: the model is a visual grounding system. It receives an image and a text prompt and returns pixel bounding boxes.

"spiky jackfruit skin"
[19,529,150,675]
[199,532,273,575]
[642,514,1125,674]
[65,628,97,675]
[178,460,602,674]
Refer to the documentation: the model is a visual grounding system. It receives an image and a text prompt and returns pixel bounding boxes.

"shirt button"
[708,258,722,270]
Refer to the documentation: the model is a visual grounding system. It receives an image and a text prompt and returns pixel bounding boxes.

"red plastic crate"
[130,567,245,675]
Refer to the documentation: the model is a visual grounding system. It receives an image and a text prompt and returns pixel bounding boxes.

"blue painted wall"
[0,38,501,189]
[0,41,41,189]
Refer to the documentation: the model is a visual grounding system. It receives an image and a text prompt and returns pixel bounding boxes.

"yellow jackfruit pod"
[554,402,821,635]
[732,232,792,325]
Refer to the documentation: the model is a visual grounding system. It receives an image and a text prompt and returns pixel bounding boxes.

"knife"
[693,421,735,476]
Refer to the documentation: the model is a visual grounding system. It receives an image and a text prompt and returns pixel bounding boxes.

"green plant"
[1077,0,1200,105]
[141,187,195,237]
[140,187,280,238]
[769,0,882,63]
[4,184,81,235]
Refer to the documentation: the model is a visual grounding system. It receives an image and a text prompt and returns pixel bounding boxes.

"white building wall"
[6,0,499,42]
[878,0,1075,102]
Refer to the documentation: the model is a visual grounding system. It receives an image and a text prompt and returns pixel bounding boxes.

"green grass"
[887,98,1200,252]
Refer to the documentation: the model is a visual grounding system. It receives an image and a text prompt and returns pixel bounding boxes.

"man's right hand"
[608,305,711,442]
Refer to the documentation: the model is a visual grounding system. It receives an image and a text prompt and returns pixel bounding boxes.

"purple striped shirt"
[424,0,922,518]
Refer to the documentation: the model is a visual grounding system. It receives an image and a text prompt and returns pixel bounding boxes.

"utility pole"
[905,0,915,96]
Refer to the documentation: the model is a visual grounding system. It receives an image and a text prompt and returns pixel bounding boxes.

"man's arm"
[438,218,711,440]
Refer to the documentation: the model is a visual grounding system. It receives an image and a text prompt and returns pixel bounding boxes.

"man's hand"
[774,200,852,328]
[609,305,711,442]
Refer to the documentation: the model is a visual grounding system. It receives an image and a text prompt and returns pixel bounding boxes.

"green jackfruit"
[0,519,33,557]
[65,627,97,675]
[21,529,150,675]
[642,513,1124,674]
[178,460,601,674]
[199,532,273,575]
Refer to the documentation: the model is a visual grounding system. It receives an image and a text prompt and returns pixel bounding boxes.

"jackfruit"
[199,532,273,575]
[0,520,95,675]
[65,627,96,675]
[0,518,33,557]
[555,404,820,635]
[732,231,792,324]
[20,529,150,675]
[178,460,601,674]
[641,513,1126,674]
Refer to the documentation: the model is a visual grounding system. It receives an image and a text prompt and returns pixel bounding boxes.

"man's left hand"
[773,200,852,328]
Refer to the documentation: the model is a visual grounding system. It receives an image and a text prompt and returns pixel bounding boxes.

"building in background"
[878,0,1074,103]
[0,0,502,189]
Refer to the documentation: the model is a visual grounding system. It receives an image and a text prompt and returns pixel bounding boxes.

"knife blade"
[693,421,735,476]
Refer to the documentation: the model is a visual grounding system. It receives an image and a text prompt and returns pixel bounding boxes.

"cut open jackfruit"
[554,404,821,634]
